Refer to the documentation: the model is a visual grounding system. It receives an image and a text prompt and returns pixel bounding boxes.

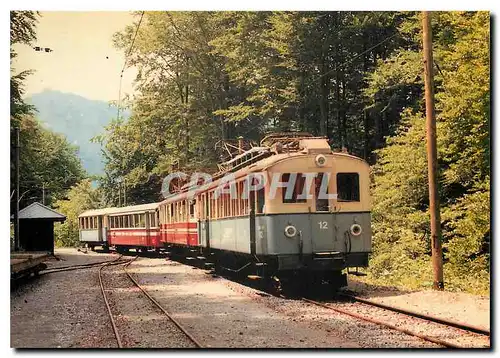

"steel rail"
[41,255,125,275]
[340,293,490,336]
[123,258,203,348]
[98,257,136,348]
[303,298,465,349]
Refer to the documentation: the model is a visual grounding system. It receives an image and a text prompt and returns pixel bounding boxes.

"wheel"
[90,246,95,251]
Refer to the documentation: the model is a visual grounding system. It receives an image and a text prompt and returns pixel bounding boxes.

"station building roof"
[13,202,66,222]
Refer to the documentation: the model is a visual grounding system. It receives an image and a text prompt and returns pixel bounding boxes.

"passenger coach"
[79,203,160,252]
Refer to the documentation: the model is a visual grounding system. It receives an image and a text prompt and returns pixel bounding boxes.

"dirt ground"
[10,249,118,348]
[10,248,491,349]
[347,278,490,331]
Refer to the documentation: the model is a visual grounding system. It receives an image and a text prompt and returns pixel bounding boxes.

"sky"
[12,11,138,102]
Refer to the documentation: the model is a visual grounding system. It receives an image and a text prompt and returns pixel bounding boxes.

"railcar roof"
[159,150,368,205]
[79,202,160,217]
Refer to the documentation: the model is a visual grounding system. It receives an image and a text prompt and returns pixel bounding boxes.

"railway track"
[40,254,126,275]
[339,293,490,336]
[303,295,490,349]
[99,256,203,348]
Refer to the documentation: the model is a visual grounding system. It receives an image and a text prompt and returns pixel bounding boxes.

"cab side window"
[337,173,360,202]
[281,173,307,204]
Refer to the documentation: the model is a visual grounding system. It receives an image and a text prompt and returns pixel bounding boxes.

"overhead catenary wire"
[116,11,145,122]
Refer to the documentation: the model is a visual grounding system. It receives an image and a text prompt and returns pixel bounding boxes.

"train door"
[102,215,109,247]
[199,193,210,249]
[312,173,336,253]
[145,211,151,248]
[97,215,103,242]
[249,189,257,255]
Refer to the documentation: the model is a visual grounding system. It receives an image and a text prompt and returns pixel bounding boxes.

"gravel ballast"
[11,248,490,349]
[11,249,118,348]
[100,261,197,348]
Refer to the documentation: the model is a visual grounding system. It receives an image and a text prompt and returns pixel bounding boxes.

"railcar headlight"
[350,224,362,236]
[284,225,297,238]
[315,154,327,167]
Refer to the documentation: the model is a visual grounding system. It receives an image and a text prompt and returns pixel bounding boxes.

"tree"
[14,116,86,209]
[10,11,39,126]
[54,179,102,247]
[368,11,490,292]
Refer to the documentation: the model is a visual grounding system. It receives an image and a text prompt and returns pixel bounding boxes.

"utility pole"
[42,182,45,205]
[422,11,444,290]
[13,127,20,251]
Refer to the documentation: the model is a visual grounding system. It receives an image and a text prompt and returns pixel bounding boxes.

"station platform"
[11,252,51,279]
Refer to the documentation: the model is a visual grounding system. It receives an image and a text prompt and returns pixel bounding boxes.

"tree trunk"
[319,59,329,136]
[363,109,369,160]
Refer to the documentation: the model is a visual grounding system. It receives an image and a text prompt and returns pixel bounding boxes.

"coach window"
[337,173,360,202]
[208,192,213,219]
[189,200,195,219]
[281,173,307,204]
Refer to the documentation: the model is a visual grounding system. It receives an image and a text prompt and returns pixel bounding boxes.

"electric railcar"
[158,135,371,289]
[78,134,372,289]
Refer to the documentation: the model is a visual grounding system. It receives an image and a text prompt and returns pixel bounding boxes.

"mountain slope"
[27,90,125,175]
